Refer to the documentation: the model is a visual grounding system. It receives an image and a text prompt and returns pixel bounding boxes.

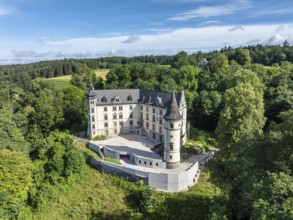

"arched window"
[127,95,133,101]
[101,96,107,102]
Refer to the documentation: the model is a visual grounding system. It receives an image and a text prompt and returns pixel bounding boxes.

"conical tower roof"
[163,93,182,121]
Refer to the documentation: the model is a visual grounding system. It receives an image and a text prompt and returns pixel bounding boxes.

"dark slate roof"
[163,93,182,121]
[88,89,181,108]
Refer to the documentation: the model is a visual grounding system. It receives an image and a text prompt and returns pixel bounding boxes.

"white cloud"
[122,36,141,44]
[168,1,250,21]
[267,34,285,45]
[276,24,293,32]
[246,39,260,45]
[229,26,245,32]
[2,22,293,64]
[38,36,56,44]
[200,20,222,25]
[0,6,12,16]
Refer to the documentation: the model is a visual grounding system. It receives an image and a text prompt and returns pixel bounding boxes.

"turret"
[163,93,182,169]
[179,91,187,144]
[87,87,97,138]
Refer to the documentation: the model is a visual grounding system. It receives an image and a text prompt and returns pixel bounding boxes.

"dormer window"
[113,95,120,103]
[101,96,107,102]
[147,96,152,103]
[156,96,162,106]
[127,95,133,101]
[141,95,145,102]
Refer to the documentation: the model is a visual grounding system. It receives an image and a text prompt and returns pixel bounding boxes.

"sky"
[0,0,293,64]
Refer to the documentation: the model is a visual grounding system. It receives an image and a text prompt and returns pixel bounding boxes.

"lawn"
[46,79,71,90]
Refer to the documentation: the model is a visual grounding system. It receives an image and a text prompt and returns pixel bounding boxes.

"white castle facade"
[87,88,187,168]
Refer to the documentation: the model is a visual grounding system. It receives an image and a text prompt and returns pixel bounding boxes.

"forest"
[0,43,292,220]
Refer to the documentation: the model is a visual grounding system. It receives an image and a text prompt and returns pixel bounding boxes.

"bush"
[92,135,106,141]
[133,187,157,214]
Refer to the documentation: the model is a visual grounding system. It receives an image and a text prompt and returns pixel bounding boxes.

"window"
[129,113,133,118]
[140,105,143,110]
[119,106,123,110]
[153,133,156,139]
[119,122,123,127]
[113,114,117,120]
[91,108,94,113]
[146,113,149,120]
[156,163,158,166]
[91,116,95,122]
[152,108,156,114]
[114,95,120,102]
[104,107,107,112]
[129,105,133,110]
[104,122,108,128]
[159,118,162,125]
[90,101,94,105]
[146,107,149,112]
[159,126,162,133]
[170,123,174,129]
[119,114,123,119]
[101,96,107,102]
[140,113,143,119]
[139,160,141,164]
[160,135,163,142]
[170,155,172,159]
[150,162,152,166]
[170,142,174,150]
[129,120,133,126]
[152,124,155,131]
[144,161,146,165]
[113,106,117,111]
[114,122,117,127]
[146,122,149,128]
[104,115,108,120]
[137,121,140,125]
[92,124,95,129]
[159,110,163,115]
[152,115,155,122]
[127,95,133,101]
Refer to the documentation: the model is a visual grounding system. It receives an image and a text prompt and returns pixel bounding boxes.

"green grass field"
[46,79,71,90]
[46,69,110,90]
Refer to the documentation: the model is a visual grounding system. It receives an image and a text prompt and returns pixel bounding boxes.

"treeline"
[0,74,87,218]
[1,42,293,82]
[0,55,173,81]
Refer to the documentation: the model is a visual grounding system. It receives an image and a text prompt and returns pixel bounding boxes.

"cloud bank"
[1,22,292,64]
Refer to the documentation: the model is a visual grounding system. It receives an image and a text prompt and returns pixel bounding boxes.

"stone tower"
[163,93,183,169]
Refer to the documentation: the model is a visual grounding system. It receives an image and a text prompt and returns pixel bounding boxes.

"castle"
[87,88,187,168]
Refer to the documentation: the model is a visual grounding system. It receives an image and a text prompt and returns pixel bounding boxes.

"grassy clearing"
[95,69,110,80]
[46,79,71,90]
[45,69,110,90]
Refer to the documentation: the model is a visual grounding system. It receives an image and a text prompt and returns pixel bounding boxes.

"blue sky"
[0,0,293,64]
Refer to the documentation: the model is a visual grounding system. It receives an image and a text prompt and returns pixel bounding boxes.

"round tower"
[163,93,183,169]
